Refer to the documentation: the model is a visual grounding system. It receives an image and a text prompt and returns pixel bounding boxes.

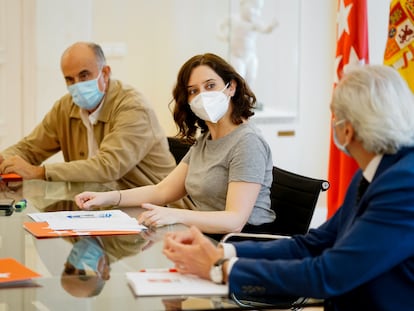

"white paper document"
[28,210,146,232]
[126,271,228,296]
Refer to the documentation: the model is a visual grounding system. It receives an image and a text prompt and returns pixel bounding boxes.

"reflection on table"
[0,180,240,310]
[0,180,322,310]
[61,235,148,298]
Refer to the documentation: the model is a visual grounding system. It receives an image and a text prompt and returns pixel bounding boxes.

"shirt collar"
[363,154,382,183]
[80,95,105,125]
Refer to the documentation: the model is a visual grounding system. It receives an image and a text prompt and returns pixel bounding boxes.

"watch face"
[210,265,223,284]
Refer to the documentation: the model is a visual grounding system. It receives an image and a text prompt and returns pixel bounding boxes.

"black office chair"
[223,166,330,240]
[222,166,329,309]
[167,137,193,164]
[269,166,329,236]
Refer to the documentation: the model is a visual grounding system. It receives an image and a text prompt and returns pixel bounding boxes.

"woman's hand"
[74,191,119,210]
[138,203,180,227]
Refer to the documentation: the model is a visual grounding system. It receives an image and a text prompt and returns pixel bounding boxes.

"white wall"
[31,0,391,209]
[368,0,390,64]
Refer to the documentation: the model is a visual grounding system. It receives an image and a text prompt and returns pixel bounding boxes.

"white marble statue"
[219,0,278,89]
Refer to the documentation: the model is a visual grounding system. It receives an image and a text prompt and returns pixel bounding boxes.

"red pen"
[139,268,178,273]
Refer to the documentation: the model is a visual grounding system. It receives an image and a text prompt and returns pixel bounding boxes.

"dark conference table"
[0,180,321,311]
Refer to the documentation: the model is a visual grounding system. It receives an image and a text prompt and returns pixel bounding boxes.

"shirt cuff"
[219,243,238,279]
[220,242,237,258]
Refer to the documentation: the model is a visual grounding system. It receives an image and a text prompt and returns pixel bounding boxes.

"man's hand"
[0,155,45,180]
[163,226,224,280]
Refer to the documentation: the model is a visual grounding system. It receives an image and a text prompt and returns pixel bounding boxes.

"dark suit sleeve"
[228,160,414,299]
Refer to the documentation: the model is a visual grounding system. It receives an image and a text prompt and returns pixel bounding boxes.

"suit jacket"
[229,147,414,311]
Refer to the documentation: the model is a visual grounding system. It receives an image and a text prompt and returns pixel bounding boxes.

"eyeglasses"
[332,119,346,128]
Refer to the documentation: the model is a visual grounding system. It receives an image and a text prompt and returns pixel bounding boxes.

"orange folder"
[23,221,142,238]
[0,258,41,287]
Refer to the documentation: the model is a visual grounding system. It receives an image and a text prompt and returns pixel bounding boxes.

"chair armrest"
[221,232,291,243]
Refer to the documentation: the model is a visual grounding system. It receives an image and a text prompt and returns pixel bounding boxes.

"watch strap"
[213,258,229,267]
[212,258,229,284]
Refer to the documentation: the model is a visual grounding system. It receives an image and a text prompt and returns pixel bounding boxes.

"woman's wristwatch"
[210,258,229,284]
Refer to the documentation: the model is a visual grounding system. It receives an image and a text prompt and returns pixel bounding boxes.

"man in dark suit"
[163,64,414,311]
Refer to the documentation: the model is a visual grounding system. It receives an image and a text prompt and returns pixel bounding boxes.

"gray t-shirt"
[183,122,275,225]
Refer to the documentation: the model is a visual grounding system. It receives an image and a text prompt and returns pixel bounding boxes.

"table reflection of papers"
[162,297,236,310]
[28,210,146,231]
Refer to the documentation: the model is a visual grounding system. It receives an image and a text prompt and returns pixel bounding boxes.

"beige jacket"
[2,79,176,189]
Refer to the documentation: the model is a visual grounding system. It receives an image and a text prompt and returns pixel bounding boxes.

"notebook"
[126,270,228,297]
[24,210,146,238]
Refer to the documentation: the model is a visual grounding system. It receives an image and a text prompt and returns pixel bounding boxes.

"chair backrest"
[167,137,193,164]
[221,167,329,309]
[269,166,330,236]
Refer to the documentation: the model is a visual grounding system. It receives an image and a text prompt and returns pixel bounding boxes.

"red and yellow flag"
[384,0,414,92]
[327,0,369,218]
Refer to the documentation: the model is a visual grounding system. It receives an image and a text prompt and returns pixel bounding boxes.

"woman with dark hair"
[75,53,275,235]
[172,53,256,143]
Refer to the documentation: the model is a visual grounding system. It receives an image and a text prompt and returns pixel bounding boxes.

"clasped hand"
[163,226,223,280]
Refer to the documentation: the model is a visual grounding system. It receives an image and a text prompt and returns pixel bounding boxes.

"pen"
[67,213,112,219]
[139,268,178,273]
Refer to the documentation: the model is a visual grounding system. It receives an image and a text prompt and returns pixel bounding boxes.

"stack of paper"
[126,270,228,297]
[24,210,146,238]
[0,258,41,287]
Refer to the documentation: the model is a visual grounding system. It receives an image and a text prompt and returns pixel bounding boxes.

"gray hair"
[61,41,107,69]
[86,42,106,68]
[332,64,414,154]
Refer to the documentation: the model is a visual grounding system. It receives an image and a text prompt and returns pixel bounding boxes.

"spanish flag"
[327,0,369,218]
[384,0,414,93]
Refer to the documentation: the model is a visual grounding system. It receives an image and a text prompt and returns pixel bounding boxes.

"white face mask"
[189,83,230,123]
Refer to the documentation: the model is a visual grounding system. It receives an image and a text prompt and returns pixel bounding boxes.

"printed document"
[126,271,228,296]
[28,210,145,231]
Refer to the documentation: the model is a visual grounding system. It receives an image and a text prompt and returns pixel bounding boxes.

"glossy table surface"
[0,180,322,311]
